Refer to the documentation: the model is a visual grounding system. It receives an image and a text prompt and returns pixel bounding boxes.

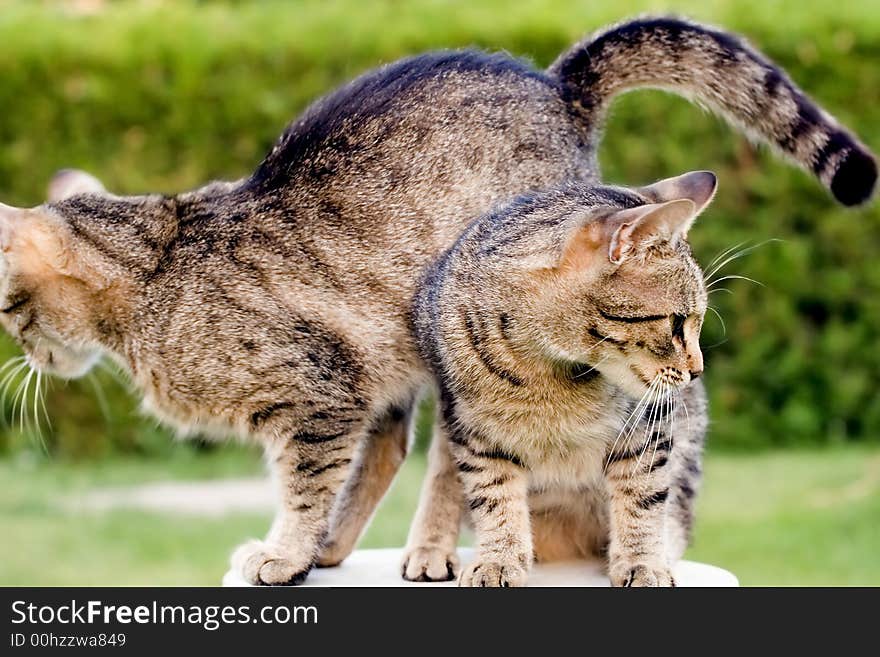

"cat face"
[580,241,707,396]
[0,171,111,378]
[539,172,716,397]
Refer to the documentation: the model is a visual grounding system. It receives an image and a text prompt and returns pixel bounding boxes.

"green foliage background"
[0,0,877,458]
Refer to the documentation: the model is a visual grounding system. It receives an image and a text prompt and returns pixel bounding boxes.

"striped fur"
[550,16,876,205]
[0,17,872,586]
[409,180,711,586]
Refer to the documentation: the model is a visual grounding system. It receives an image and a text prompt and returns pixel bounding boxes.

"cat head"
[529,171,716,397]
[0,170,118,378]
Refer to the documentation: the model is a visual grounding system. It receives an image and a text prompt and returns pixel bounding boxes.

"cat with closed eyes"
[0,17,874,586]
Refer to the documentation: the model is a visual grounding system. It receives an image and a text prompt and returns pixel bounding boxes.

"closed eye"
[2,295,30,314]
[599,309,667,323]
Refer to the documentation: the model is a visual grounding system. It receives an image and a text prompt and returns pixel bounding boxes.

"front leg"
[232,427,360,586]
[449,419,532,587]
[603,399,676,587]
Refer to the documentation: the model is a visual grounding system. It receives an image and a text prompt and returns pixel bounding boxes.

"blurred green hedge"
[0,0,878,457]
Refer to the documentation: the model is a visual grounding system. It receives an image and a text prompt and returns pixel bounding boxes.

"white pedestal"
[222,547,738,587]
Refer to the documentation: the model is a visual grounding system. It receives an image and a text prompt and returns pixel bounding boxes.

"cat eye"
[1,294,30,314]
[598,309,666,323]
[671,314,686,339]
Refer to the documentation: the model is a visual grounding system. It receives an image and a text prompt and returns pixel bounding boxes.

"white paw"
[401,545,460,582]
[231,539,314,586]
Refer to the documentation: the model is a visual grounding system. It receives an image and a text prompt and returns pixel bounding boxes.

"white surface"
[222,548,738,587]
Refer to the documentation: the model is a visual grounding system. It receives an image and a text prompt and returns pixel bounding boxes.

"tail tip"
[831,147,877,207]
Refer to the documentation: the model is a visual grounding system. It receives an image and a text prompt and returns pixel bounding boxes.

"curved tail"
[549,16,877,206]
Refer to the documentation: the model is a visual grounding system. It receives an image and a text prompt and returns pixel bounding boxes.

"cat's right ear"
[47,169,106,203]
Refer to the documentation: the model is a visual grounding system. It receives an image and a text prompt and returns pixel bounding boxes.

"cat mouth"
[24,341,100,379]
[657,367,686,386]
[629,365,688,390]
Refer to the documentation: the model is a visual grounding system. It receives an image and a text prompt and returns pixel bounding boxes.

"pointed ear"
[47,169,106,203]
[608,199,696,264]
[638,170,717,235]
[0,202,21,252]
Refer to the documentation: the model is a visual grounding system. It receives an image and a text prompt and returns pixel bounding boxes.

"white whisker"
[647,383,675,472]
[15,368,34,433]
[0,361,29,421]
[703,238,781,281]
[585,336,610,353]
[706,305,726,337]
[88,371,112,422]
[573,355,610,379]
[632,381,664,477]
[604,376,659,473]
[679,389,691,437]
[37,370,51,431]
[706,240,749,271]
[707,274,765,289]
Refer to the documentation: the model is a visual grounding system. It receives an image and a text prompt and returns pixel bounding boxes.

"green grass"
[1,444,877,586]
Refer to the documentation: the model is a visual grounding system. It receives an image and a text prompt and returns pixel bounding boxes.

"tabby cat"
[409,172,714,587]
[0,17,873,586]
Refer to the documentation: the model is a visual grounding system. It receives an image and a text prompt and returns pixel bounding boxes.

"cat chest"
[458,392,623,483]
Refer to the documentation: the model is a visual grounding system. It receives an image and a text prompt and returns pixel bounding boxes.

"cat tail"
[548,16,877,206]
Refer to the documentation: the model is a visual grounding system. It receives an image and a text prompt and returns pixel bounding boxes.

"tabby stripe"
[473,475,511,490]
[812,130,851,175]
[467,444,525,468]
[647,455,669,473]
[304,459,351,477]
[1,295,30,314]
[683,456,702,476]
[68,220,146,273]
[608,436,673,466]
[599,309,667,323]
[468,496,488,511]
[251,401,296,427]
[678,479,697,500]
[588,326,626,346]
[457,460,484,474]
[637,489,669,510]
[291,430,346,443]
[463,313,524,387]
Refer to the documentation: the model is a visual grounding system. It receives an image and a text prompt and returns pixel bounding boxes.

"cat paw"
[609,562,675,587]
[231,539,314,586]
[401,546,459,582]
[459,558,529,587]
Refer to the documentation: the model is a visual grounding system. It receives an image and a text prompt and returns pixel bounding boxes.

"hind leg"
[530,486,609,563]
[316,401,413,567]
[232,410,364,586]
